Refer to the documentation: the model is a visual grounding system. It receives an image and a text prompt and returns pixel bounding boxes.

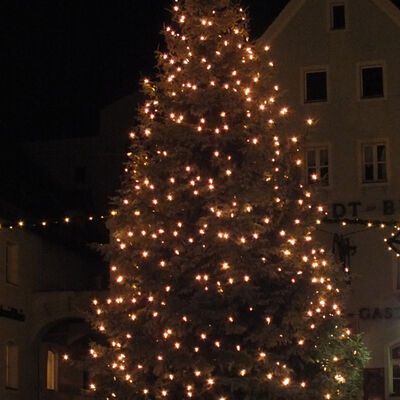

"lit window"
[330,4,346,30]
[5,242,18,285]
[46,350,57,390]
[306,147,329,185]
[6,342,18,389]
[361,66,384,98]
[362,143,387,183]
[305,71,327,103]
[391,345,400,395]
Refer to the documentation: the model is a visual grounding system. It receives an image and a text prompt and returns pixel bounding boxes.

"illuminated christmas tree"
[90,0,368,399]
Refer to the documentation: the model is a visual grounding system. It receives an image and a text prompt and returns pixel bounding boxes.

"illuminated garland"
[0,213,112,229]
[1,214,399,256]
[323,217,399,228]
[0,213,398,229]
[323,218,400,256]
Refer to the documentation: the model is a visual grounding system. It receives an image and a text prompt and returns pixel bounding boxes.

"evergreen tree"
[90,0,368,399]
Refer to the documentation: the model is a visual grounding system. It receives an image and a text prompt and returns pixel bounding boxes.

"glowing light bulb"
[282,378,290,386]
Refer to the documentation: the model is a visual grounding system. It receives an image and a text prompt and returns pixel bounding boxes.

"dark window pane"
[332,5,346,30]
[320,167,329,185]
[362,67,384,98]
[305,72,327,102]
[363,146,373,163]
[320,149,329,166]
[397,263,400,290]
[364,164,374,181]
[377,164,386,181]
[394,346,400,360]
[394,379,400,395]
[394,366,400,378]
[307,150,316,166]
[377,145,386,162]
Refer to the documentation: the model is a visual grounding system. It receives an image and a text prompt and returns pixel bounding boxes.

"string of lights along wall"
[2,212,399,256]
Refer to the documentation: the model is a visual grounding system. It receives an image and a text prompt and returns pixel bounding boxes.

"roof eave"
[370,0,400,27]
[257,0,306,46]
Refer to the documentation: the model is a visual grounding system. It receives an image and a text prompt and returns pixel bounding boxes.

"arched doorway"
[36,318,96,400]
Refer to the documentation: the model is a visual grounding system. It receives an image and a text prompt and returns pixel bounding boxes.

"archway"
[34,317,97,400]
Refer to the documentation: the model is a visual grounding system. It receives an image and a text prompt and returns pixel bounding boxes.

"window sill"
[5,281,20,288]
[361,181,388,187]
[304,99,328,104]
[359,95,386,102]
[308,183,331,189]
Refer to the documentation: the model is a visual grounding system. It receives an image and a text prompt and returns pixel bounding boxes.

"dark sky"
[3,0,400,141]
[2,0,290,141]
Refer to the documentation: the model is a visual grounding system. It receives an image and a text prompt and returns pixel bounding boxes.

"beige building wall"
[0,224,101,400]
[259,0,400,398]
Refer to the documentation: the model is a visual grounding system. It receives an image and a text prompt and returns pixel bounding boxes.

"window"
[306,147,329,185]
[391,345,400,395]
[364,368,384,399]
[361,66,384,98]
[330,4,346,30]
[46,350,57,390]
[305,71,327,103]
[6,342,18,389]
[5,242,18,285]
[362,143,387,183]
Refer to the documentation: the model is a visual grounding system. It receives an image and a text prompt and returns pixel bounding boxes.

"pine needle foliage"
[89,1,368,399]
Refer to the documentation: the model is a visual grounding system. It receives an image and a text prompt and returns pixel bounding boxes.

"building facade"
[12,1,400,398]
[0,218,105,400]
[259,1,400,399]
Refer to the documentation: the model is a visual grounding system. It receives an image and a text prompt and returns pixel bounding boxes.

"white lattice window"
[306,147,329,185]
[362,143,387,183]
[390,345,400,395]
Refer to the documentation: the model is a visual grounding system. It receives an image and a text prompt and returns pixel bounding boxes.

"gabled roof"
[258,0,400,44]
[258,0,305,44]
[371,0,400,27]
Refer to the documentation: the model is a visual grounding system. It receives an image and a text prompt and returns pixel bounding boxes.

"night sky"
[3,0,400,142]
[2,0,291,141]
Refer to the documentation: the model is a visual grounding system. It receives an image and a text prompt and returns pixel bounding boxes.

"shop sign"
[331,200,398,219]
[359,307,400,320]
[0,305,25,322]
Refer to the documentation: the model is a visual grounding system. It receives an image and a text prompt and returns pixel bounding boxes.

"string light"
[86,1,368,398]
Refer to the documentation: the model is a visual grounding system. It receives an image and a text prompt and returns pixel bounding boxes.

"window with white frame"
[361,65,384,98]
[46,350,57,390]
[330,3,346,30]
[390,345,400,395]
[5,342,18,389]
[306,147,329,185]
[5,242,18,285]
[304,70,328,103]
[361,143,387,183]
